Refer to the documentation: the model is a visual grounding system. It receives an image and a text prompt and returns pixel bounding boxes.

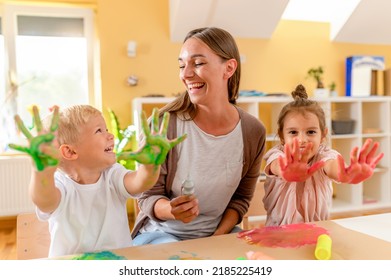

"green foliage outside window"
[107,108,137,171]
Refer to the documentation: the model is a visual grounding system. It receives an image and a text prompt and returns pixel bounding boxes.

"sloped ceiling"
[169,0,290,42]
[169,0,391,45]
[332,0,391,44]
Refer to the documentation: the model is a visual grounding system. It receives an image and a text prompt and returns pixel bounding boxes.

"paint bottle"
[181,175,194,196]
[315,234,332,260]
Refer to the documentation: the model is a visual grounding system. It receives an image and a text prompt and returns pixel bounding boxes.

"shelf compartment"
[333,182,362,209]
[331,138,361,161]
[236,102,259,118]
[331,100,360,135]
[363,172,390,206]
[362,101,389,134]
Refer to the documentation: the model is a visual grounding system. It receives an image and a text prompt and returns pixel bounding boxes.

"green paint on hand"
[117,108,187,166]
[8,105,59,171]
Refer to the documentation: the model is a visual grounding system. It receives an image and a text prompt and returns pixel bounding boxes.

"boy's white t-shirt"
[37,163,135,258]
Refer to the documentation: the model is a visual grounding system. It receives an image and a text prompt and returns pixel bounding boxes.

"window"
[0,14,11,152]
[0,3,100,153]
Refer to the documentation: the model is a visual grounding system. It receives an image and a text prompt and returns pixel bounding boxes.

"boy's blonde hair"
[44,105,101,145]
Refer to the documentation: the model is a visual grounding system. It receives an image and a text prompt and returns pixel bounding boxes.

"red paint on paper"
[237,223,328,248]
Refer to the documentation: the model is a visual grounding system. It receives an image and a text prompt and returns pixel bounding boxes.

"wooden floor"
[0,217,17,260]
[1,208,390,260]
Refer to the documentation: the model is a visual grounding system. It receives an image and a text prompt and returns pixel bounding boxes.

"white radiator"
[0,156,35,216]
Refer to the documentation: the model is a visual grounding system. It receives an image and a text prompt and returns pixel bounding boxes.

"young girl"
[263,84,383,226]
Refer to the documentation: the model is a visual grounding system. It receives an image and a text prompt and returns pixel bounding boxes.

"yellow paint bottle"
[315,234,332,260]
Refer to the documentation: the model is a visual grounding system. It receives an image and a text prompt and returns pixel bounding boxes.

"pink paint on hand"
[237,223,329,248]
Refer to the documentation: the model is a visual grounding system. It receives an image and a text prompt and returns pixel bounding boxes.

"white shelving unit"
[132,96,391,217]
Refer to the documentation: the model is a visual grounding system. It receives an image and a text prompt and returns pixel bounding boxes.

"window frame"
[1,2,101,111]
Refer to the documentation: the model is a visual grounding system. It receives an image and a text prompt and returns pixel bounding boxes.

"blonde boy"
[10,105,185,257]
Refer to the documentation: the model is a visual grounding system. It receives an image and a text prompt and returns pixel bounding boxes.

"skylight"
[281,0,361,39]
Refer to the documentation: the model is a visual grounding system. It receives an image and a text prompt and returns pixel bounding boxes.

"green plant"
[329,82,336,91]
[307,66,325,88]
[107,108,137,170]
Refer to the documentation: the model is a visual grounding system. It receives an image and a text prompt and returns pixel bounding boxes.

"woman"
[131,27,266,245]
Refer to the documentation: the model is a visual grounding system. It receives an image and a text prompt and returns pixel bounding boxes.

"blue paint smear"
[72,250,127,260]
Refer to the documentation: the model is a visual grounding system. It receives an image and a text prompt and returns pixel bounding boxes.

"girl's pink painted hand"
[278,138,325,182]
[337,138,384,184]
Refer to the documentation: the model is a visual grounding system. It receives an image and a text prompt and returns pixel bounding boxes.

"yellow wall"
[4,0,391,126]
[96,0,183,126]
[95,0,391,126]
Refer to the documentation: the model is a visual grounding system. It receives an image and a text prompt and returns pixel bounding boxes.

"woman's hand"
[8,105,60,171]
[118,108,187,165]
[169,195,199,223]
[337,138,384,184]
[278,138,325,182]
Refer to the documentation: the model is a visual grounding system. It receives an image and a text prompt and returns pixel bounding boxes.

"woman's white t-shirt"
[140,119,244,239]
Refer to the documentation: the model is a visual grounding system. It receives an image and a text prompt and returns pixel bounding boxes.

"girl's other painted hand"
[337,138,384,184]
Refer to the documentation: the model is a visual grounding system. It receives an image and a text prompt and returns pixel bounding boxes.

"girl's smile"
[282,111,326,161]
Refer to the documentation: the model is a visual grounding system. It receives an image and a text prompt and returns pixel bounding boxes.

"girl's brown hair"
[277,84,327,142]
[160,27,241,119]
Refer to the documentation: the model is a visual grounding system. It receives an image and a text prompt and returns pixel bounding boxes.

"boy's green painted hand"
[8,105,60,171]
[118,108,187,165]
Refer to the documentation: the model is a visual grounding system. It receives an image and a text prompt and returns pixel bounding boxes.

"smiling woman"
[131,27,267,246]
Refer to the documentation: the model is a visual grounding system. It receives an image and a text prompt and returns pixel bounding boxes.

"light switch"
[127,41,137,57]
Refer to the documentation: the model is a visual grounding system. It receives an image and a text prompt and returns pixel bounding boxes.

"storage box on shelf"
[132,96,391,221]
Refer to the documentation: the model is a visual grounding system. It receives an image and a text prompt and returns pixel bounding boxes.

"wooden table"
[60,213,391,260]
